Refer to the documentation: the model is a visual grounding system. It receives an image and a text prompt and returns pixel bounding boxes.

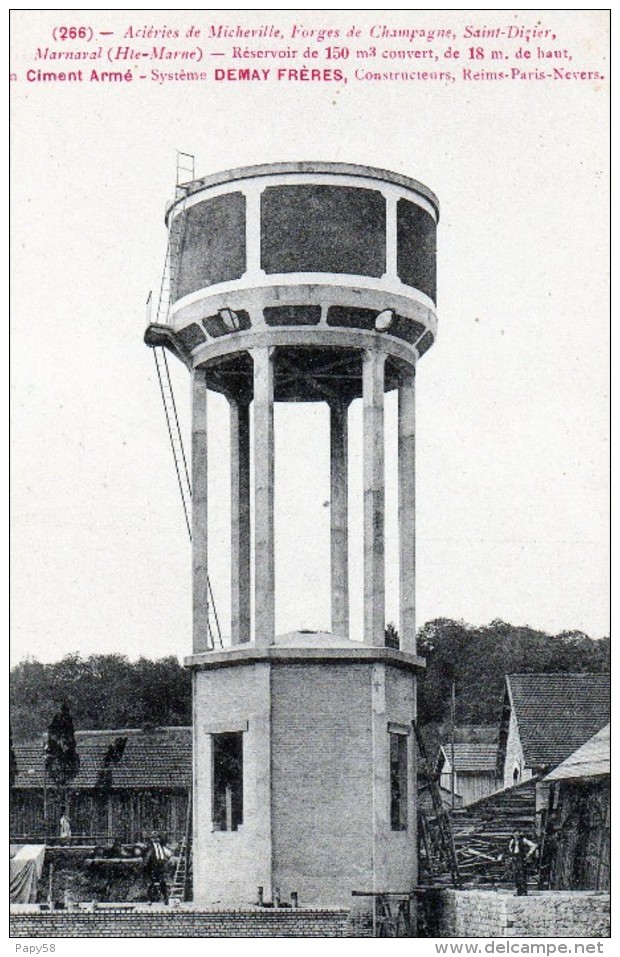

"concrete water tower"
[145,162,438,907]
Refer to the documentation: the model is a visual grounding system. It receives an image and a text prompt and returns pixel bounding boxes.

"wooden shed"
[10,726,191,845]
[437,743,500,806]
[541,724,610,891]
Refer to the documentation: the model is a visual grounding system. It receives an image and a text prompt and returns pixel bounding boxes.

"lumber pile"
[420,779,538,887]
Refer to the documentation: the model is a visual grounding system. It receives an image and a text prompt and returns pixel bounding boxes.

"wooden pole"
[48,861,54,907]
[450,681,456,811]
[42,734,48,843]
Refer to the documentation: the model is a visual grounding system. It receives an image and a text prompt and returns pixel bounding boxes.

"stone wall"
[10,905,349,938]
[434,890,610,938]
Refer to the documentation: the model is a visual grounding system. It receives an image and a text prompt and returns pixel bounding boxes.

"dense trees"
[10,654,191,743]
[9,622,609,742]
[417,619,610,727]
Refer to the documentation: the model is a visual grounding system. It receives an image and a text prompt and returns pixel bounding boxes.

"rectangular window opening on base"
[212,731,243,832]
[390,731,408,831]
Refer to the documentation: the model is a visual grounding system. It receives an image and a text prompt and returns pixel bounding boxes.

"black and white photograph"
[9,8,610,944]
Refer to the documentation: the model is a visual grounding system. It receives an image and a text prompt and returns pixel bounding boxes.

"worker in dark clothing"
[508,832,538,896]
[144,834,171,904]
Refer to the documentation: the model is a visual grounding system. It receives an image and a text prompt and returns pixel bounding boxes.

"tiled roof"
[545,723,610,783]
[13,727,191,790]
[507,673,610,769]
[439,743,498,772]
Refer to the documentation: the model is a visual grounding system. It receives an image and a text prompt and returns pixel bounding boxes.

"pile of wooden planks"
[420,778,539,887]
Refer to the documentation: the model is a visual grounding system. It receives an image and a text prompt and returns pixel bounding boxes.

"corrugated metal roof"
[13,727,191,790]
[507,673,610,769]
[545,723,610,782]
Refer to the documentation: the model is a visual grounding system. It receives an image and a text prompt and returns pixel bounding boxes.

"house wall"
[10,790,189,844]
[460,772,500,806]
[503,708,531,789]
[439,771,499,806]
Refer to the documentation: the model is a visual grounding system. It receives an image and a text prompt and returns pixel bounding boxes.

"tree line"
[10,621,609,742]
[10,653,191,743]
[416,618,610,726]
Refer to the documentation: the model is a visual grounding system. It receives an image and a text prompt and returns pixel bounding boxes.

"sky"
[10,10,609,665]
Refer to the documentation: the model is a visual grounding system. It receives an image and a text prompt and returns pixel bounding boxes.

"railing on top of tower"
[146,152,223,651]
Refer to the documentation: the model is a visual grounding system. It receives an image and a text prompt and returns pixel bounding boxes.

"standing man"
[508,832,538,896]
[144,833,171,904]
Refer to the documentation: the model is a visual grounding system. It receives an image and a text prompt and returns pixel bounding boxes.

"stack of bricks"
[10,906,349,938]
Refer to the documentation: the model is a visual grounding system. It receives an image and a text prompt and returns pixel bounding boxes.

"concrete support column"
[363,350,386,646]
[192,368,209,654]
[230,396,251,645]
[398,367,416,654]
[253,347,275,646]
[330,399,350,639]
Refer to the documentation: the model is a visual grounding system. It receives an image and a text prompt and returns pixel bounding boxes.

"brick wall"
[193,663,272,904]
[434,890,610,938]
[192,656,418,908]
[10,905,349,938]
[271,662,374,906]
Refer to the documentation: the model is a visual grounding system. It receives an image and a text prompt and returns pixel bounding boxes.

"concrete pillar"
[363,350,386,646]
[253,347,275,646]
[192,368,209,654]
[330,399,349,638]
[230,397,251,645]
[398,367,416,654]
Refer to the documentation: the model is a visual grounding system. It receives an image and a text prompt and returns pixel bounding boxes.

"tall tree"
[385,622,400,650]
[45,702,80,816]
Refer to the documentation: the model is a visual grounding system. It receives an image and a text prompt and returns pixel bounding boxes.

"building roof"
[545,723,610,783]
[504,673,610,770]
[439,743,498,773]
[13,727,191,791]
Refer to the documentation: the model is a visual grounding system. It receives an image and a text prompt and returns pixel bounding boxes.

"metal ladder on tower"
[170,790,192,902]
[156,151,194,326]
[147,151,223,650]
[413,719,461,887]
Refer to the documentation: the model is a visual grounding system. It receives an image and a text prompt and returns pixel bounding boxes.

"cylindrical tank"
[147,161,438,394]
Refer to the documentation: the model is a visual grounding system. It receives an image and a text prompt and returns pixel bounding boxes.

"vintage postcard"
[10,8,610,945]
